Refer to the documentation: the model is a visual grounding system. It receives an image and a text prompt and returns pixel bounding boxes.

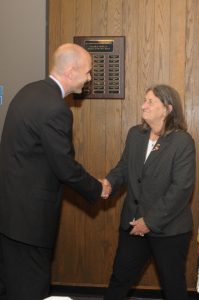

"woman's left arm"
[144,134,196,233]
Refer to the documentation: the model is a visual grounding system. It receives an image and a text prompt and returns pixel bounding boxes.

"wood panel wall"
[48,0,199,291]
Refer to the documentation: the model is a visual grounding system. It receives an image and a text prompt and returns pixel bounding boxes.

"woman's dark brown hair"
[141,84,187,135]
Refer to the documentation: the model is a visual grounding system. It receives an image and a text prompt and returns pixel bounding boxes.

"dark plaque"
[74,36,125,99]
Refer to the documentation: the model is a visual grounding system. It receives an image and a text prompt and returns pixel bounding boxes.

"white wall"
[0,0,46,138]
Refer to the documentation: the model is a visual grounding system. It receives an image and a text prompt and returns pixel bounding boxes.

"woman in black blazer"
[102,84,196,300]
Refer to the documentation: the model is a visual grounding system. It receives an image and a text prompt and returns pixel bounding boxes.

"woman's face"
[141,90,167,126]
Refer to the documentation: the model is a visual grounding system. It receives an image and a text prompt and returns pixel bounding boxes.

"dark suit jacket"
[107,125,196,236]
[0,78,102,248]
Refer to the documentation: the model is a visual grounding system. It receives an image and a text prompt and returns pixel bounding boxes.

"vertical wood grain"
[48,0,61,70]
[137,0,155,121]
[185,0,199,289]
[170,0,186,104]
[103,0,124,283]
[74,0,105,284]
[73,0,93,283]
[154,0,170,83]
[83,0,108,284]
[122,0,139,142]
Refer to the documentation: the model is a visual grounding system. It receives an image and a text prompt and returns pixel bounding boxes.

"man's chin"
[74,88,83,94]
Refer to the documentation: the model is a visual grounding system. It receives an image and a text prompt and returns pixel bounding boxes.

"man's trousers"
[0,233,52,300]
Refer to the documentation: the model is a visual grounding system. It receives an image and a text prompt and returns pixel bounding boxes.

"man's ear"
[64,66,74,80]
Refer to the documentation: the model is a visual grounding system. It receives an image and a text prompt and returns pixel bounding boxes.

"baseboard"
[50,285,198,299]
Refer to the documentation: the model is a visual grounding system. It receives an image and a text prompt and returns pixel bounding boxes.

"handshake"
[99,178,112,199]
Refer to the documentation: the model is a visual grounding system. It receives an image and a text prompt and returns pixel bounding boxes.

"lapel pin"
[152,143,161,151]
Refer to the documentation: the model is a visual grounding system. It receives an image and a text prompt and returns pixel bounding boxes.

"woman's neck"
[148,120,164,140]
[150,128,161,141]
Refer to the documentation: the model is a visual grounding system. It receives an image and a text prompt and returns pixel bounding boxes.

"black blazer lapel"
[134,130,150,179]
[144,136,170,169]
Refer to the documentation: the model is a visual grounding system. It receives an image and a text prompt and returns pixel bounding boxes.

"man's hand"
[99,178,112,199]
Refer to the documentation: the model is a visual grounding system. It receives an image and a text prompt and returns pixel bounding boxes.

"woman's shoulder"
[171,129,194,140]
[127,124,148,136]
[169,130,195,148]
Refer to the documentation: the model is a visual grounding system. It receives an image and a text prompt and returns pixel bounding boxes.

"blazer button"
[137,178,141,183]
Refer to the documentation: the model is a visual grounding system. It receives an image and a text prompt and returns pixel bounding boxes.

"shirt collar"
[49,75,65,98]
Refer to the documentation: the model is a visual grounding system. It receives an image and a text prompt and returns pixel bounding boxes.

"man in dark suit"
[0,43,103,300]
[102,84,196,300]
